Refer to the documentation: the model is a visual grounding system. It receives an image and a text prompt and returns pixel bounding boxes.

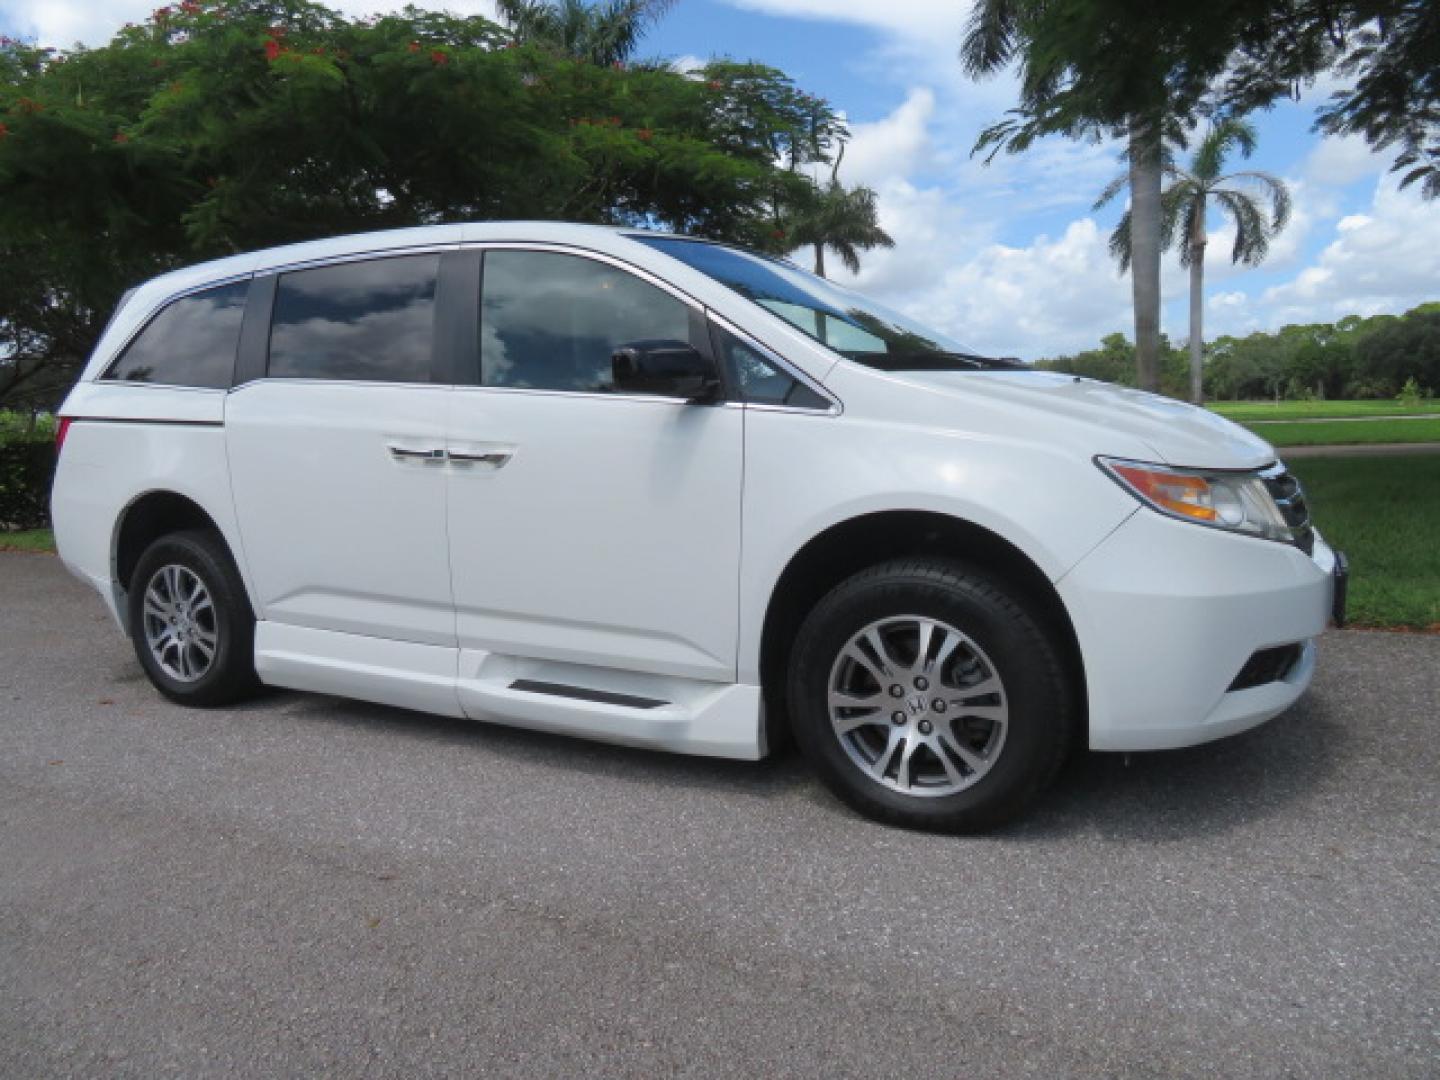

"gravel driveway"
[2,552,1437,1078]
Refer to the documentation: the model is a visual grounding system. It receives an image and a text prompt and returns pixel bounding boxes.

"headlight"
[1097,457,1293,543]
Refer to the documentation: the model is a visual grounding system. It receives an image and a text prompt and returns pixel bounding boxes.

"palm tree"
[1095,119,1290,403]
[494,0,676,67]
[787,148,894,279]
[961,0,1186,394]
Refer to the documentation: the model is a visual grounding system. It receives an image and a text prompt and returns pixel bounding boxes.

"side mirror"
[611,340,721,403]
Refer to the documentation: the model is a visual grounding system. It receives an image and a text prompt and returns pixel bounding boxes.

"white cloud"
[1304,133,1393,188]
[915,218,1133,357]
[5,0,500,47]
[1260,176,1440,323]
[723,0,963,41]
[832,213,1135,359]
[722,0,1022,117]
[959,135,1122,215]
[839,87,935,187]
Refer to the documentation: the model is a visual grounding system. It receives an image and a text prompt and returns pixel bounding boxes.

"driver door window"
[481,251,692,392]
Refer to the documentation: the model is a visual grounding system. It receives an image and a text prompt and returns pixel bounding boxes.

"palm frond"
[1214,189,1271,266]
[497,0,675,65]
[1221,169,1292,232]
[1176,192,1205,269]
[1159,184,1192,258]
[1192,117,1258,182]
[961,0,1018,78]
[1092,169,1129,211]
[1109,208,1134,275]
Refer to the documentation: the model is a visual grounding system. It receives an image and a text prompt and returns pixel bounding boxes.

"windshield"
[633,236,1019,372]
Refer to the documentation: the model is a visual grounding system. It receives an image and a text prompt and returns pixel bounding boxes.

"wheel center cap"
[906,695,928,716]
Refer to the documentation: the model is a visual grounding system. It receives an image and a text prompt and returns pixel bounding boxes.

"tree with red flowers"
[0,0,847,408]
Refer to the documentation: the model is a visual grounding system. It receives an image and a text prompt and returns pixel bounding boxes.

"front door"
[446,249,742,682]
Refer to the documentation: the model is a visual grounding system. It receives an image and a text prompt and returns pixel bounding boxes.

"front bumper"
[1058,509,1337,752]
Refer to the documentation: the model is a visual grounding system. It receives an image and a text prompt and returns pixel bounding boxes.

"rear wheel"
[787,559,1074,833]
[127,529,259,707]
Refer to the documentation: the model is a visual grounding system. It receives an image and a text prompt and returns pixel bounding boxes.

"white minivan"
[51,222,1346,831]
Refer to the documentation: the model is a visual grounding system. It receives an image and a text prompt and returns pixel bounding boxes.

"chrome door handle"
[387,444,446,461]
[446,450,513,467]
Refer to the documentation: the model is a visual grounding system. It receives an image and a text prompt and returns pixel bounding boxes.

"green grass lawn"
[1294,455,1440,630]
[1211,399,1440,422]
[0,528,54,552]
[1247,417,1440,447]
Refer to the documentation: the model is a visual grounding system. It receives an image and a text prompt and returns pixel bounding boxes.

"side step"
[458,649,764,760]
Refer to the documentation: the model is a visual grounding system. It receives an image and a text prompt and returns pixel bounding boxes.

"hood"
[896,370,1275,470]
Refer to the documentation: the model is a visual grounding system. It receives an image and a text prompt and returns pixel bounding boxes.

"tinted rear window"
[268,255,439,383]
[102,280,249,388]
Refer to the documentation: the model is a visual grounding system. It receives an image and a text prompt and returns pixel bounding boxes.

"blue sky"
[6,0,1436,358]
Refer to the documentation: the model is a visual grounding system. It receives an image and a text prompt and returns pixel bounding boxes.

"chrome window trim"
[87,382,229,394]
[450,383,721,407]
[227,378,454,393]
[261,244,458,278]
[460,241,707,317]
[96,272,254,386]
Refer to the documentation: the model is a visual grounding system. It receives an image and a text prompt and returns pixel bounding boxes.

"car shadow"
[266,688,815,799]
[259,682,1344,840]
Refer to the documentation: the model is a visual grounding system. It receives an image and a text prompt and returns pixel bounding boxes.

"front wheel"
[127,529,260,707]
[787,559,1074,833]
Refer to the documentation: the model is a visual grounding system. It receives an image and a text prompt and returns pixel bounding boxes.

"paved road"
[2,553,1437,1079]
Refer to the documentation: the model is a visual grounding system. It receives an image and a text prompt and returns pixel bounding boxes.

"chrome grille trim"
[1261,462,1314,555]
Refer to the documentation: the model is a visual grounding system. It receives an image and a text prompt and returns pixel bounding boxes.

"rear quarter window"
[102,280,249,388]
[267,254,439,383]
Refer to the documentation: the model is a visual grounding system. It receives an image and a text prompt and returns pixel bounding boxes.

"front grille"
[1262,464,1314,555]
[1229,643,1303,691]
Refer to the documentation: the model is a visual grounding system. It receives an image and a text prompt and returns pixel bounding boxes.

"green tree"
[1096,119,1290,403]
[1036,332,1136,385]
[1044,303,1440,403]
[0,2,846,409]
[493,0,676,67]
[1223,0,1440,199]
[1354,308,1440,395]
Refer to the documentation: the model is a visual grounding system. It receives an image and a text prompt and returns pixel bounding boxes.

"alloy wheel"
[827,615,1008,797]
[141,564,218,683]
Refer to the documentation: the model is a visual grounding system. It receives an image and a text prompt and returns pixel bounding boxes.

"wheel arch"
[757,510,1087,751]
[113,490,239,596]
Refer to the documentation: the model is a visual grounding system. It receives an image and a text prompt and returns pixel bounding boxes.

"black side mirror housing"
[611,340,721,403]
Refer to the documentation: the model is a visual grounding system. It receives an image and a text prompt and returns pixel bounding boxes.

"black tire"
[787,558,1074,833]
[127,528,260,707]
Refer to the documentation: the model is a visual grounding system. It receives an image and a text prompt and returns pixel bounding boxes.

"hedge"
[0,415,57,531]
